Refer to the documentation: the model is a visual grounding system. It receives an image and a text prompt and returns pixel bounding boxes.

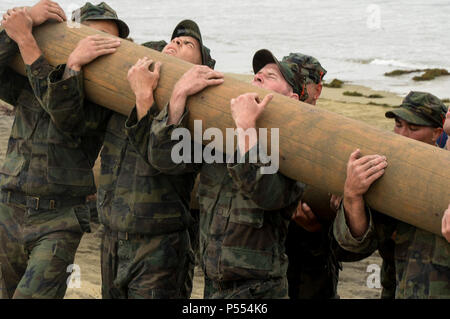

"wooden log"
[3,22,450,236]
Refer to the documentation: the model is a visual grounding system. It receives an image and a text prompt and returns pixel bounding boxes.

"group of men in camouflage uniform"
[0,0,448,299]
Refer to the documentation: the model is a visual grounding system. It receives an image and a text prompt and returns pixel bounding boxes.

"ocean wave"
[369,59,429,69]
[346,58,433,70]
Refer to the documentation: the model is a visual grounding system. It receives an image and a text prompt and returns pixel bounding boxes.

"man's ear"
[432,127,444,143]
[316,82,323,99]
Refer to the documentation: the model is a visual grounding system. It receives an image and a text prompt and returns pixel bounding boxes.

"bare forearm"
[343,195,369,238]
[136,96,154,121]
[237,127,258,157]
[17,33,41,65]
[167,90,187,125]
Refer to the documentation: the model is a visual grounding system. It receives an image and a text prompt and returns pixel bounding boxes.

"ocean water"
[1,0,450,98]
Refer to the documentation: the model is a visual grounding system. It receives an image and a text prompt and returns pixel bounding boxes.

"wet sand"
[0,84,399,299]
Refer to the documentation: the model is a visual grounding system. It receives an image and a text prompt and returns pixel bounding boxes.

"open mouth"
[165,48,177,55]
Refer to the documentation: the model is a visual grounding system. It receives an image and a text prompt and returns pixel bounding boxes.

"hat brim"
[171,20,209,66]
[82,17,130,39]
[385,108,434,126]
[252,49,294,89]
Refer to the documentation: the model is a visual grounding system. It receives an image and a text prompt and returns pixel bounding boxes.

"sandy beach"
[0,82,410,299]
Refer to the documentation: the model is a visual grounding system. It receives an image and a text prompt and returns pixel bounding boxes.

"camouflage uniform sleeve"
[28,62,86,135]
[125,104,156,159]
[332,201,379,254]
[227,146,304,210]
[148,103,201,174]
[0,30,28,105]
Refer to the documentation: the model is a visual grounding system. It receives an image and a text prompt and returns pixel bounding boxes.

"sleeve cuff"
[333,201,375,253]
[227,143,271,171]
[45,64,84,108]
[25,55,54,80]
[150,103,189,144]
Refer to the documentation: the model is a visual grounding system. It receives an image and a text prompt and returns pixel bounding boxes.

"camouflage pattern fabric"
[101,227,193,299]
[72,2,130,38]
[285,222,340,299]
[95,40,198,298]
[333,203,450,298]
[98,107,195,235]
[0,28,109,298]
[0,202,88,298]
[209,277,288,299]
[282,53,327,84]
[0,203,27,298]
[0,31,105,198]
[379,238,396,299]
[148,105,304,297]
[385,91,448,128]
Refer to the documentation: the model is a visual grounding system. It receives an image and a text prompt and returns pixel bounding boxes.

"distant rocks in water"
[324,78,344,88]
[0,101,14,116]
[368,102,394,108]
[342,91,385,99]
[384,68,450,81]
[367,94,384,99]
[343,91,363,97]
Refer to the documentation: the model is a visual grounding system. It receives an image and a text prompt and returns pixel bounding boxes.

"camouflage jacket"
[0,30,105,198]
[333,203,450,298]
[96,41,195,235]
[149,105,304,282]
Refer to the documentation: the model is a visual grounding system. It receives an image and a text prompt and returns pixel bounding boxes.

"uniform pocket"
[229,193,265,229]
[0,156,26,176]
[431,236,450,268]
[47,166,94,187]
[11,91,42,140]
[131,201,188,235]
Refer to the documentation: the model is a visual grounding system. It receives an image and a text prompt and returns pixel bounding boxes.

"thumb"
[142,59,153,70]
[258,94,274,109]
[154,61,162,75]
[349,149,361,162]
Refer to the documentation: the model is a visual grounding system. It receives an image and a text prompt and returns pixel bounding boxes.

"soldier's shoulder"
[142,40,168,52]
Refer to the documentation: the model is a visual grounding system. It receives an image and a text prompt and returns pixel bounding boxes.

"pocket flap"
[47,167,94,187]
[0,156,26,176]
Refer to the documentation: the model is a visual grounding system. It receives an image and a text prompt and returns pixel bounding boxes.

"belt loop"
[49,200,55,210]
[125,232,129,241]
[33,196,40,210]
[6,191,11,204]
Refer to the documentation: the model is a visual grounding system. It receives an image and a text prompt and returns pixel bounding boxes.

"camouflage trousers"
[101,227,194,299]
[208,277,288,299]
[286,247,340,299]
[286,261,339,299]
[0,202,87,299]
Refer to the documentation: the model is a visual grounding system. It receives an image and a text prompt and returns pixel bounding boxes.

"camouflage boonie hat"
[253,49,308,101]
[171,19,216,69]
[282,53,327,85]
[72,2,130,39]
[385,91,448,128]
